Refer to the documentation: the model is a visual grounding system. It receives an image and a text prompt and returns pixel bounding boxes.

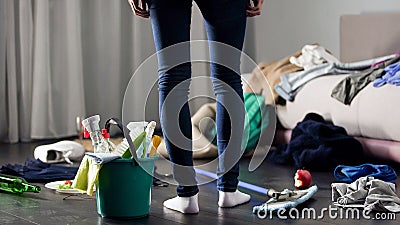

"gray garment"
[332,177,400,213]
[331,55,400,105]
[275,54,396,101]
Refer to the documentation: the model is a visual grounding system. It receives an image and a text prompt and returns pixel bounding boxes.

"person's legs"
[196,0,250,207]
[148,0,199,213]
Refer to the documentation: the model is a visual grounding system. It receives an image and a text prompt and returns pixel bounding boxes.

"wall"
[252,0,400,63]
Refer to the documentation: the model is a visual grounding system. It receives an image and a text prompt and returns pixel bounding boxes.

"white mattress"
[276,74,400,142]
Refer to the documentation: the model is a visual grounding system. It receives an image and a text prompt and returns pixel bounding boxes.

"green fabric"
[207,92,270,153]
[121,131,147,159]
[242,92,270,152]
[72,156,101,195]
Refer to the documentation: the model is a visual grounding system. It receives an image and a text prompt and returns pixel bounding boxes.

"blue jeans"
[148,0,247,197]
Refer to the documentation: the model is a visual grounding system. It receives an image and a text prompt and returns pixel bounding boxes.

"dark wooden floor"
[0,140,399,225]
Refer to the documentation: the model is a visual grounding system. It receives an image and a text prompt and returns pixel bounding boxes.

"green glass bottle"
[0,174,41,194]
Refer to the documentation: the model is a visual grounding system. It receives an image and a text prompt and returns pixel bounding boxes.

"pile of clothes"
[332,176,400,213]
[267,113,364,171]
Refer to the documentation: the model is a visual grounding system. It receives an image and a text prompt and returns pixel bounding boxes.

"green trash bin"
[96,157,156,218]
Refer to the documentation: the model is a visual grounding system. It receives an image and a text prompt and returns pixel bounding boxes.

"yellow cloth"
[72,155,101,195]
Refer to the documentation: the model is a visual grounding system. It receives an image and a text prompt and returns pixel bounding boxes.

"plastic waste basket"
[96,157,156,218]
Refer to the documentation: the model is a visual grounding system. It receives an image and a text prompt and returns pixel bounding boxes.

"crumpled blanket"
[267,113,364,171]
[332,176,400,213]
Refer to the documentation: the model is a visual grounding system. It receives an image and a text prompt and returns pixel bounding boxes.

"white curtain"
[79,0,155,126]
[1,0,40,143]
[30,0,86,140]
[0,0,155,143]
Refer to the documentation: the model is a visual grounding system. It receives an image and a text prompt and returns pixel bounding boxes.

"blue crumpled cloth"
[0,158,78,182]
[84,152,120,165]
[373,62,400,87]
[334,164,398,183]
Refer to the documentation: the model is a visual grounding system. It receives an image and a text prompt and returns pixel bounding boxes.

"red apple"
[294,169,312,189]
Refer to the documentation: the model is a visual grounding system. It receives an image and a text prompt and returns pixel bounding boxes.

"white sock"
[163,193,199,214]
[218,190,251,207]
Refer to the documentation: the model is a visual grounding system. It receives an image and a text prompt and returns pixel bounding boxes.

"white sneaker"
[34,141,85,164]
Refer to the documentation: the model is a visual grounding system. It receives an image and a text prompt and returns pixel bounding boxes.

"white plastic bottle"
[127,122,148,140]
[144,121,156,157]
[102,128,116,152]
[81,115,110,153]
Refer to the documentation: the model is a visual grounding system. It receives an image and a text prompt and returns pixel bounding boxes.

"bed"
[275,13,400,163]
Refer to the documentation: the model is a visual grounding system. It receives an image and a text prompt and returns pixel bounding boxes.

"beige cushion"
[277,74,400,142]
